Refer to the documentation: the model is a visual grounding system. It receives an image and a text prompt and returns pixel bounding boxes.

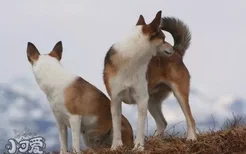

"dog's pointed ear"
[149,10,162,31]
[136,15,146,25]
[49,41,63,61]
[27,42,40,64]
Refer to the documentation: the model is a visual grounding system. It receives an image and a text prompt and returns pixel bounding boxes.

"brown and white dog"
[147,17,197,140]
[103,11,174,151]
[26,41,133,153]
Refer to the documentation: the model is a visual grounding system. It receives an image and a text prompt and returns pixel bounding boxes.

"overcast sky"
[0,0,245,99]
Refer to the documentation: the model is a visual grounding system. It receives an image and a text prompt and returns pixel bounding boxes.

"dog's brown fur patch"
[103,47,117,97]
[64,77,133,146]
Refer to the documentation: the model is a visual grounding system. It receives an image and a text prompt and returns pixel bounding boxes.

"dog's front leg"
[110,96,123,150]
[70,115,82,153]
[52,111,68,154]
[133,88,149,151]
[57,123,67,154]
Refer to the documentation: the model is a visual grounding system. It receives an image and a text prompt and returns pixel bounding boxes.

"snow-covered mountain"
[0,78,245,153]
[0,78,62,153]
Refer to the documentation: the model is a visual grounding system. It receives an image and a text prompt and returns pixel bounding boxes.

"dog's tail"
[160,17,191,57]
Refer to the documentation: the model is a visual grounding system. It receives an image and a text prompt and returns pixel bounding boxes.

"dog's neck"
[32,56,76,97]
[113,26,156,71]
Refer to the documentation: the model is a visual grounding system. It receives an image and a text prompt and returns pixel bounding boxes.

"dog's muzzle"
[157,46,174,57]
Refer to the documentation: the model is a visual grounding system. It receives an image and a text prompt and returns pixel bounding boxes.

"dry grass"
[82,126,246,154]
[82,115,246,154]
[53,115,246,154]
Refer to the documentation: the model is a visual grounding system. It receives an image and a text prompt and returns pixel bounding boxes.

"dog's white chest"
[111,64,149,104]
[119,64,148,88]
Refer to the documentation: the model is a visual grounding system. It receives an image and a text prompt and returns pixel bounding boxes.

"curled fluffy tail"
[160,17,191,57]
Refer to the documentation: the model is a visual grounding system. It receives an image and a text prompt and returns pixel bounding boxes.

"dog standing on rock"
[27,41,133,153]
[103,11,174,151]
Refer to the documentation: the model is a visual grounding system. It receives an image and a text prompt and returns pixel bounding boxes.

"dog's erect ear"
[49,41,63,61]
[136,15,146,25]
[27,42,40,64]
[149,10,162,32]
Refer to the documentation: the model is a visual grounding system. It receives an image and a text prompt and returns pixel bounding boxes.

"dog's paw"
[110,140,123,150]
[132,143,144,151]
[186,133,197,141]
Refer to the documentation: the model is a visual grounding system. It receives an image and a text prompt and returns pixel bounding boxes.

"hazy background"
[0,0,245,152]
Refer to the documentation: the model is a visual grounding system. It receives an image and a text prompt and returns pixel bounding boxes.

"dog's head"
[136,11,174,57]
[26,41,63,75]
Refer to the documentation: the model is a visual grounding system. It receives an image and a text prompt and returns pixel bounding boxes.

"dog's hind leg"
[148,84,171,136]
[170,80,197,141]
[148,99,167,136]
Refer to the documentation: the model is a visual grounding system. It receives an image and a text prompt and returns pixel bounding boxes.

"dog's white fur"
[109,26,172,151]
[32,55,98,153]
